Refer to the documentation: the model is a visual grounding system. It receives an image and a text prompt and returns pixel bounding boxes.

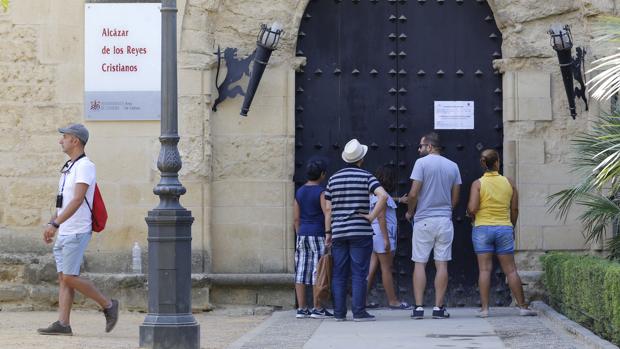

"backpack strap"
[84,196,92,213]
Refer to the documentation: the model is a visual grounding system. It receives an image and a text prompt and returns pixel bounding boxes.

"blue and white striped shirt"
[325,166,381,239]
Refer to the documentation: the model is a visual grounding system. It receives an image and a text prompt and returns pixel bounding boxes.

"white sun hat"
[341,139,368,163]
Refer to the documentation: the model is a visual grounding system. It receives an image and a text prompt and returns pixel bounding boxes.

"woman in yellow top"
[467,149,536,318]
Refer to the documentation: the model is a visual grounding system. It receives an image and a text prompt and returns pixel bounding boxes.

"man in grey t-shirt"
[405,132,461,319]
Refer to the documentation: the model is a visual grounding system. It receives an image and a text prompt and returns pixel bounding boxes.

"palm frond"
[547,185,596,220]
[548,113,620,259]
[587,52,620,100]
[592,16,620,42]
[588,16,620,100]
[608,235,620,260]
[576,193,620,244]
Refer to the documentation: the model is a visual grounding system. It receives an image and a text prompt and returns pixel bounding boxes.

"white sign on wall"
[84,3,161,120]
[434,101,475,130]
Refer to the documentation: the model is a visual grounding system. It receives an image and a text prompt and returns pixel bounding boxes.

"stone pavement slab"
[486,307,582,349]
[304,308,503,349]
[230,307,595,349]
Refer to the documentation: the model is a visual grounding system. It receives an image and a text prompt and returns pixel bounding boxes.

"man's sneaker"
[37,321,73,336]
[432,305,450,319]
[353,311,376,322]
[476,309,489,318]
[334,317,346,322]
[310,308,334,319]
[103,299,119,332]
[411,306,424,319]
[296,308,311,318]
[519,307,537,316]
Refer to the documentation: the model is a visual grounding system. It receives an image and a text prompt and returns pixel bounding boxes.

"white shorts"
[411,216,454,263]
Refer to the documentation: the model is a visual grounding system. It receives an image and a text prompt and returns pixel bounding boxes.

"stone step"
[519,270,545,301]
[0,272,295,311]
[0,253,58,284]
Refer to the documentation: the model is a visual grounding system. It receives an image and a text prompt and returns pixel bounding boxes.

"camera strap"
[59,153,86,195]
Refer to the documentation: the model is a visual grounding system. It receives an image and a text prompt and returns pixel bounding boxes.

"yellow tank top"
[474,171,513,227]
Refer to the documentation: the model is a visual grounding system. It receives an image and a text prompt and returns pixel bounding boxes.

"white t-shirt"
[57,157,96,236]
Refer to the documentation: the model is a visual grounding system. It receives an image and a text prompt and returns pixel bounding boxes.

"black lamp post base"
[139,315,200,349]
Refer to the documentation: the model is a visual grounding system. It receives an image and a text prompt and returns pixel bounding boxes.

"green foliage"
[1,0,7,12]
[548,114,620,259]
[589,16,620,100]
[541,252,620,345]
[592,16,620,43]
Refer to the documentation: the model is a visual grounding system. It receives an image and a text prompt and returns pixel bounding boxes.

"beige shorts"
[411,216,454,263]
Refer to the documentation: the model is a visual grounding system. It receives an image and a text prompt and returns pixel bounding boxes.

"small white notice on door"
[434,101,474,130]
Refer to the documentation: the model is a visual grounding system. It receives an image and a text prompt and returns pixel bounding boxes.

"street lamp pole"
[139,1,200,348]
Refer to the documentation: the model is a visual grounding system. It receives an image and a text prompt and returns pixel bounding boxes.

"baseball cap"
[58,123,89,144]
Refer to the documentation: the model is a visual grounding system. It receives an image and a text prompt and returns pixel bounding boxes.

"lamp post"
[548,24,588,119]
[139,1,200,348]
[240,22,284,116]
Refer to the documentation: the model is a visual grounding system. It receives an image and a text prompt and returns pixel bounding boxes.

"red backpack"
[85,184,108,232]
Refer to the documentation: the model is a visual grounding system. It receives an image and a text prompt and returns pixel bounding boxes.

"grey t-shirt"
[410,154,462,221]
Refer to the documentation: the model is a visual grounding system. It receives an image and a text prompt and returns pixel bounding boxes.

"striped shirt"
[325,166,381,239]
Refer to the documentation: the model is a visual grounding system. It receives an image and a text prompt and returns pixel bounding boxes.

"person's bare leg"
[62,275,110,309]
[377,252,399,305]
[413,262,427,306]
[295,283,306,309]
[434,261,449,307]
[476,253,493,311]
[497,254,527,307]
[367,252,378,294]
[57,273,75,325]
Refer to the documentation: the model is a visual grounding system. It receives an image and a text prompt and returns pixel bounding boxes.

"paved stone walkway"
[230,307,599,349]
[0,305,613,349]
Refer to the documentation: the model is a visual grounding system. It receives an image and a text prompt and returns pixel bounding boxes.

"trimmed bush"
[541,252,620,345]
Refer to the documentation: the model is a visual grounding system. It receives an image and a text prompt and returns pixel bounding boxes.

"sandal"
[388,302,412,310]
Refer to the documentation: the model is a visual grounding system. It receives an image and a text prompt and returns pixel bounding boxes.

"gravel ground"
[485,307,583,349]
[0,308,268,349]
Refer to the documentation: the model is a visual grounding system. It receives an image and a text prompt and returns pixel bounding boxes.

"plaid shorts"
[294,235,326,285]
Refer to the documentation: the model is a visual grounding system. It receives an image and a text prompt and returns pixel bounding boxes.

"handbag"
[313,246,332,306]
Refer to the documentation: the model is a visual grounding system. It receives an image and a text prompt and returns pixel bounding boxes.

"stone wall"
[0,0,209,272]
[0,0,618,308]
[488,0,618,255]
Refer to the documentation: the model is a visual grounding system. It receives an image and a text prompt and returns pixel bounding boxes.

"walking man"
[38,124,119,336]
[326,139,389,321]
[405,132,461,319]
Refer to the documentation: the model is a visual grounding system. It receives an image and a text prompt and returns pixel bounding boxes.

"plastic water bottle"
[132,242,142,274]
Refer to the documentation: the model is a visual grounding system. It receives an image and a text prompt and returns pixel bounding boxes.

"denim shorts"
[472,225,514,255]
[53,232,92,275]
[372,223,397,253]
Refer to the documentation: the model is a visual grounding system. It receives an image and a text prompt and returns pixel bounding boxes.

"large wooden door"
[294,0,510,306]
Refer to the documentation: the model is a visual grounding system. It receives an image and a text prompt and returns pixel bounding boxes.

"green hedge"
[541,252,620,345]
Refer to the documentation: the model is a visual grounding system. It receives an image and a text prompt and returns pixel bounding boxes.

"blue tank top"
[295,184,326,236]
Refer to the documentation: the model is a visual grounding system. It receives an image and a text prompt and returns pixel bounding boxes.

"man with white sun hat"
[324,139,389,322]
